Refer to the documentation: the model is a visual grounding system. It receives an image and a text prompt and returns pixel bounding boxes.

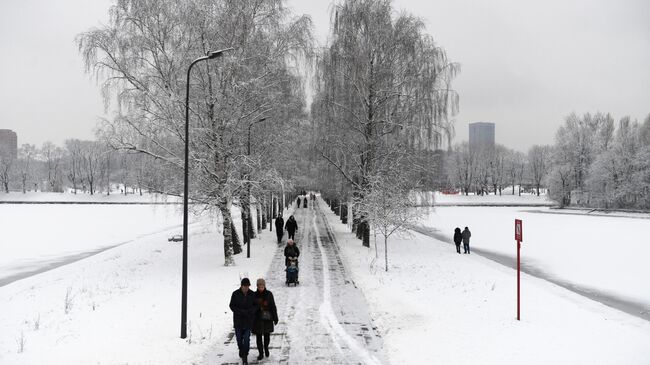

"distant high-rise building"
[0,129,18,160]
[469,122,495,149]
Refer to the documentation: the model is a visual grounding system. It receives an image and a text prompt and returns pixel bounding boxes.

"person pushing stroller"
[284,239,300,285]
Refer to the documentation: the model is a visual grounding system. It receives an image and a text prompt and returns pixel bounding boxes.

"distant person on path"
[229,278,258,365]
[275,214,284,244]
[285,215,298,241]
[453,227,462,254]
[296,196,301,208]
[303,196,308,208]
[253,278,278,361]
[462,227,471,254]
[284,239,300,267]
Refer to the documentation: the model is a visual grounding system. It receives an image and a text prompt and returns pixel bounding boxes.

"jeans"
[235,327,251,356]
[463,243,470,254]
[455,244,461,253]
[288,230,295,240]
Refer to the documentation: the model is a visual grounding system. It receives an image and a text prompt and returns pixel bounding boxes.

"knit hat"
[241,278,251,286]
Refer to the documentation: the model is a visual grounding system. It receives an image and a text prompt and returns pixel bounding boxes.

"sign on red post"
[514,218,523,321]
[515,219,523,242]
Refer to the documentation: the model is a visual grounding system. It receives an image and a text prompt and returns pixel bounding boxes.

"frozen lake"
[0,203,184,286]
[424,206,650,310]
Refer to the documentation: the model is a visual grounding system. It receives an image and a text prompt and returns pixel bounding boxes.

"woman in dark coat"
[285,215,298,240]
[253,278,278,360]
[453,227,462,254]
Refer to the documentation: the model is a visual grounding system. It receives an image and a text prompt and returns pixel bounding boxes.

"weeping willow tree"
[77,0,312,265]
[312,0,459,246]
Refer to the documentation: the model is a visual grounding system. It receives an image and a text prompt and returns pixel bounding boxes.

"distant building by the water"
[0,129,18,160]
[469,122,495,149]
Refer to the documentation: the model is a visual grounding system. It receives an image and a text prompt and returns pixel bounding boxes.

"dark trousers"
[276,230,283,244]
[287,230,295,240]
[455,244,461,254]
[463,242,470,254]
[256,333,271,355]
[235,327,251,357]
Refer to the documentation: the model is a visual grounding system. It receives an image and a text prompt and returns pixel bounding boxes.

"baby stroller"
[286,257,299,286]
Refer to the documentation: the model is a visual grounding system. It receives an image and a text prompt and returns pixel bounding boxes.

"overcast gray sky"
[1,0,648,151]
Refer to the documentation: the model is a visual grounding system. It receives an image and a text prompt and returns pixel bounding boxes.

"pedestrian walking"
[462,226,471,254]
[274,214,284,244]
[285,215,298,241]
[453,227,462,254]
[296,196,301,208]
[284,239,300,267]
[253,278,278,361]
[303,196,308,208]
[229,278,258,365]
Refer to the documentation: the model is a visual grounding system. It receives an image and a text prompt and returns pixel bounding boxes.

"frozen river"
[422,206,650,319]
[0,203,184,286]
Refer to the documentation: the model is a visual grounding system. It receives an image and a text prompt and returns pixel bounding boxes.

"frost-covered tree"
[41,142,64,192]
[312,0,459,246]
[16,144,37,193]
[78,0,312,265]
[528,145,551,196]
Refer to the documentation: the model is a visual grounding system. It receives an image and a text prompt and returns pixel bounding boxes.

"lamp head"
[207,47,234,59]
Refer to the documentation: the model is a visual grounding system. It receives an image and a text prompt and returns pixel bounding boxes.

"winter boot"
[257,352,264,361]
[242,355,248,365]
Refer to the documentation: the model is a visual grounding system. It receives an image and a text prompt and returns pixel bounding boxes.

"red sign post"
[515,219,523,320]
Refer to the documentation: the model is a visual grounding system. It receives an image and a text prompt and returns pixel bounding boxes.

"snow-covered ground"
[324,202,650,365]
[0,205,281,364]
[424,206,650,308]
[427,191,554,206]
[0,203,185,283]
[0,191,180,203]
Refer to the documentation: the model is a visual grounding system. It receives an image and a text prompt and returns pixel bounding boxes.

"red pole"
[517,240,521,321]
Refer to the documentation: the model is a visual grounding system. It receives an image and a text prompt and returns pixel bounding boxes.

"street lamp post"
[181,48,233,339]
[246,117,268,258]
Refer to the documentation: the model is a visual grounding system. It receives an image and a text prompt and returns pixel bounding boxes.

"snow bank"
[425,206,650,307]
[0,207,280,364]
[323,203,650,365]
[0,191,180,203]
[432,191,555,206]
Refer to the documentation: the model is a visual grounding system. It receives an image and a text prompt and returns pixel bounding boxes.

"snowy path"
[204,201,386,364]
[411,225,650,322]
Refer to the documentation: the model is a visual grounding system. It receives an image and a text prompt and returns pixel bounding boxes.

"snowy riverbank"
[0,207,281,364]
[323,200,650,364]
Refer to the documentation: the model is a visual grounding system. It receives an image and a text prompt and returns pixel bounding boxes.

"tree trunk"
[219,198,236,266]
[384,234,389,272]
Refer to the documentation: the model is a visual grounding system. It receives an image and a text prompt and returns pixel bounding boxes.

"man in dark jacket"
[453,227,462,254]
[285,215,298,241]
[229,278,258,364]
[284,239,300,267]
[274,214,284,244]
[462,227,471,254]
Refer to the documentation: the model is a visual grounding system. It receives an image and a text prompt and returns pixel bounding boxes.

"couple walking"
[274,214,298,244]
[229,278,279,364]
[453,227,472,254]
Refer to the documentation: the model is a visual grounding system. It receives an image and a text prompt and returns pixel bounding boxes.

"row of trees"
[0,140,153,195]
[445,143,551,197]
[547,112,650,209]
[443,112,650,211]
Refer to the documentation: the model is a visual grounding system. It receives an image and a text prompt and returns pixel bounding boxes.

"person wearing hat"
[253,278,278,360]
[229,278,258,364]
[284,239,300,267]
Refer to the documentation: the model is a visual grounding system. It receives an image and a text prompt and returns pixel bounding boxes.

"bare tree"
[78,0,312,265]
[41,142,64,192]
[312,0,459,246]
[528,145,551,196]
